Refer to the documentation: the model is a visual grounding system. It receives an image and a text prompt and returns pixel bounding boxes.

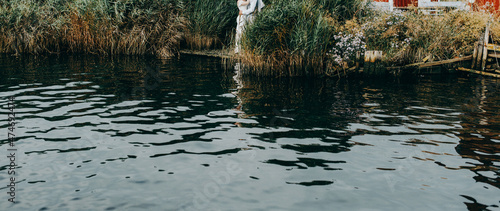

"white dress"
[235,0,264,54]
[234,1,248,54]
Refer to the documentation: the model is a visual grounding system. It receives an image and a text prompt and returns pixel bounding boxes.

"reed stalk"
[240,0,336,76]
[0,0,187,58]
[184,0,238,50]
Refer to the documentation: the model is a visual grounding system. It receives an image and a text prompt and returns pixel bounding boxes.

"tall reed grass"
[240,0,337,76]
[363,10,498,65]
[184,0,238,50]
[264,0,371,22]
[0,0,187,58]
[5,0,500,78]
[315,0,372,22]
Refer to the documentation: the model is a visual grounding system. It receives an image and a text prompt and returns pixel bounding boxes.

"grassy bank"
[0,0,238,55]
[363,9,497,65]
[239,0,337,76]
[238,2,500,76]
[0,0,187,57]
[236,0,373,76]
[2,0,500,77]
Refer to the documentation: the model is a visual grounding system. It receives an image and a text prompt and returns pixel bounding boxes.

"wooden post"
[364,50,383,74]
[364,51,372,74]
[364,51,372,63]
[482,23,490,71]
[355,51,360,70]
[374,51,383,62]
[458,67,500,78]
[476,37,484,70]
[472,41,478,69]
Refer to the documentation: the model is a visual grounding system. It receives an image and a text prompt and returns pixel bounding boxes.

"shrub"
[363,10,491,65]
[240,0,336,76]
[314,0,373,22]
[265,0,372,22]
[184,0,238,50]
[329,19,366,68]
[0,0,188,58]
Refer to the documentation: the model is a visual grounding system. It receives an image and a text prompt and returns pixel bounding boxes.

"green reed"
[184,0,238,50]
[240,0,336,76]
[0,0,187,58]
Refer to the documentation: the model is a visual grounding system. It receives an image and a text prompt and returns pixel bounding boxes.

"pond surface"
[0,54,499,210]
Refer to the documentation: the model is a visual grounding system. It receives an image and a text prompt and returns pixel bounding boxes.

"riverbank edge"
[179,49,491,78]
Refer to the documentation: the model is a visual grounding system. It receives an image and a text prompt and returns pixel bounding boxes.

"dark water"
[0,54,499,210]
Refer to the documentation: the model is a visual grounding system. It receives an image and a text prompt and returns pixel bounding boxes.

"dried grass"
[184,0,237,50]
[364,10,494,65]
[0,0,187,58]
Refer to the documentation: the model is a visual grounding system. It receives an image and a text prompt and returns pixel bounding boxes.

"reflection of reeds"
[0,0,187,58]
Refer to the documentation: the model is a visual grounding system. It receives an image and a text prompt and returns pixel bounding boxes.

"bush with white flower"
[329,31,366,67]
[328,19,366,69]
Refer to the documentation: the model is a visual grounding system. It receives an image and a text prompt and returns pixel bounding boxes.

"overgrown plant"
[184,0,238,50]
[0,0,188,58]
[265,0,372,22]
[314,0,372,22]
[363,10,493,65]
[329,19,366,69]
[240,0,336,76]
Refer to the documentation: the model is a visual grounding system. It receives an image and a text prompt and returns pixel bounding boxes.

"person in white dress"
[235,0,250,54]
[234,0,265,54]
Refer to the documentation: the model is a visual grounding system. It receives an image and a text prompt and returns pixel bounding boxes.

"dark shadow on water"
[456,77,500,188]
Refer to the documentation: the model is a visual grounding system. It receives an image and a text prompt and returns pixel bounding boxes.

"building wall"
[474,0,500,12]
[419,0,468,9]
[394,0,418,7]
[371,0,470,11]
[372,0,394,11]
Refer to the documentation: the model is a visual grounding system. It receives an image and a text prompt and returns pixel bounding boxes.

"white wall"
[418,0,468,10]
[371,1,393,11]
[371,0,469,11]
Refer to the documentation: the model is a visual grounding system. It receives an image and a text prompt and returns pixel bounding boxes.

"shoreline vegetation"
[0,0,187,57]
[2,0,500,77]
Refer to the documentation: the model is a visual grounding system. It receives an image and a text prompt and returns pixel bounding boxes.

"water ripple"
[0,55,499,210]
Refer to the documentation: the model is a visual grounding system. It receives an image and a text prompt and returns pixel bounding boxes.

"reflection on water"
[456,78,500,210]
[0,54,499,210]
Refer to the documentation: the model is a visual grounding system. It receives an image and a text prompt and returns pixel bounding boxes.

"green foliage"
[186,0,236,38]
[241,0,336,76]
[364,10,490,64]
[314,0,372,22]
[265,0,372,22]
[363,11,409,53]
[244,0,337,55]
[184,0,238,49]
[0,0,187,57]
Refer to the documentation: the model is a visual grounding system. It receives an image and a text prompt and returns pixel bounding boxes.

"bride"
[234,0,264,54]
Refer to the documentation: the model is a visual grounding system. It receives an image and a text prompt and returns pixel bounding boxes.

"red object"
[394,0,418,7]
[474,0,500,13]
[373,0,500,13]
